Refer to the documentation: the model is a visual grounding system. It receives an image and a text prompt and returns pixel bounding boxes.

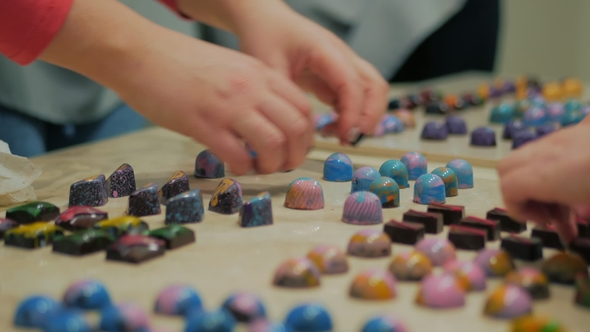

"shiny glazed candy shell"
[347,229,392,258]
[209,178,243,214]
[505,267,550,299]
[369,177,400,208]
[63,279,111,310]
[342,191,383,225]
[273,257,321,288]
[185,309,236,332]
[473,249,515,277]
[509,315,568,332]
[13,295,62,328]
[413,174,446,205]
[194,150,225,178]
[361,315,408,332]
[483,284,533,319]
[378,160,409,188]
[351,166,381,193]
[154,285,203,316]
[284,178,324,210]
[221,292,266,323]
[284,303,333,332]
[388,251,433,281]
[442,260,487,291]
[307,245,349,274]
[446,159,473,189]
[415,238,456,266]
[415,273,466,309]
[349,269,397,300]
[541,252,589,284]
[99,303,150,332]
[323,152,353,182]
[431,167,458,197]
[400,152,427,180]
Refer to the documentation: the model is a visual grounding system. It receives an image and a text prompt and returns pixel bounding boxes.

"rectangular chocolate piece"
[500,235,543,261]
[427,203,465,225]
[570,238,590,265]
[383,219,425,245]
[531,226,564,250]
[448,225,486,250]
[577,217,590,239]
[459,216,500,241]
[402,209,443,234]
[53,229,115,256]
[486,207,527,233]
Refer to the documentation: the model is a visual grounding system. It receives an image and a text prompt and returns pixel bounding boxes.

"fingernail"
[283,169,294,173]
[347,127,361,143]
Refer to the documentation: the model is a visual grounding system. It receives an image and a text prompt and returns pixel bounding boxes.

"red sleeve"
[0,0,75,65]
[157,0,193,20]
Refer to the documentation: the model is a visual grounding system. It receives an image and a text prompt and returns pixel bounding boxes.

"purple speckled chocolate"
[209,178,243,214]
[416,273,466,308]
[470,127,496,146]
[512,130,538,149]
[421,122,448,140]
[106,163,136,198]
[69,174,108,207]
[159,171,190,205]
[342,191,383,225]
[445,116,467,134]
[128,183,161,217]
[194,150,225,178]
[415,238,456,266]
[503,121,526,139]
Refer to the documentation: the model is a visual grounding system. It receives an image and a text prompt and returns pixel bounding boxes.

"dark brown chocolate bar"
[402,209,443,234]
[383,219,425,245]
[459,216,500,241]
[427,203,465,225]
[448,225,486,250]
[486,207,526,233]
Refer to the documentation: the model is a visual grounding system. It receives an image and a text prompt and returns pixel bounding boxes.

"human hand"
[232,4,389,145]
[497,119,590,242]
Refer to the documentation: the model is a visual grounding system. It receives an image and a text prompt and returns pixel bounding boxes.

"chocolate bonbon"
[0,218,17,238]
[106,163,136,198]
[185,309,237,332]
[165,189,204,224]
[69,174,109,207]
[427,202,464,225]
[159,171,190,205]
[388,251,432,281]
[378,160,409,188]
[500,235,543,261]
[489,103,515,123]
[459,216,500,241]
[154,285,203,316]
[106,234,166,264]
[5,201,60,224]
[284,303,332,332]
[195,150,225,178]
[369,176,400,208]
[361,315,408,332]
[128,182,161,217]
[486,207,526,232]
[503,120,526,139]
[505,267,550,299]
[510,316,568,332]
[240,192,273,228]
[473,249,515,277]
[210,178,244,214]
[421,121,448,140]
[381,114,405,133]
[347,229,392,258]
[523,106,549,127]
[442,260,487,291]
[221,292,266,323]
[413,174,445,204]
[349,269,397,300]
[99,303,150,332]
[541,252,589,284]
[14,295,61,328]
[403,209,443,234]
[342,191,383,225]
[470,127,496,146]
[483,284,533,319]
[148,225,195,249]
[63,279,112,310]
[383,219,424,245]
[401,152,427,180]
[273,257,321,288]
[430,167,458,197]
[446,159,473,189]
[448,225,486,250]
[445,115,467,134]
[415,273,466,309]
[44,310,93,332]
[351,166,380,193]
[323,152,353,182]
[415,238,456,266]
[284,178,323,210]
[512,130,537,149]
[94,216,149,238]
[531,226,564,249]
[307,245,349,275]
[4,222,64,249]
[55,206,108,231]
[53,229,116,256]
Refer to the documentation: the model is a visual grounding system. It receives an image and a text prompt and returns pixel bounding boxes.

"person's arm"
[0,0,75,65]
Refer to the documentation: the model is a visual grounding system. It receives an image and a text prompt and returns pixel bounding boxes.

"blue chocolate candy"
[221,292,266,323]
[323,153,353,182]
[565,99,582,113]
[381,115,404,133]
[14,295,62,328]
[401,152,427,180]
[195,150,225,178]
[431,167,458,197]
[413,174,446,205]
[239,192,273,228]
[361,314,408,332]
[43,310,93,332]
[489,103,515,124]
[351,166,380,193]
[547,103,565,122]
[248,320,294,332]
[185,309,237,332]
[470,127,496,146]
[369,177,400,208]
[379,160,409,188]
[165,189,204,224]
[154,285,203,317]
[522,106,548,127]
[99,303,150,332]
[445,115,467,135]
[446,159,473,189]
[421,122,448,140]
[502,120,526,139]
[561,111,585,127]
[284,303,333,332]
[63,280,111,310]
[512,131,538,149]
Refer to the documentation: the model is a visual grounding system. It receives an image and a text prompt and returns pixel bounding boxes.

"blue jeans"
[0,103,149,157]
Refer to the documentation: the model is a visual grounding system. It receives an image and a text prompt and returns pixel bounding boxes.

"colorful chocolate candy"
[575,274,590,308]
[415,238,456,266]
[284,178,324,210]
[489,103,515,123]
[445,115,467,135]
[99,303,150,332]
[470,127,496,146]
[240,192,273,228]
[388,251,432,281]
[273,257,321,288]
[341,191,383,225]
[14,295,61,328]
[483,284,532,319]
[505,267,550,300]
[403,209,443,233]
[442,260,487,291]
[486,207,526,232]
[284,303,333,332]
[4,222,65,249]
[427,203,465,225]
[106,163,136,198]
[323,152,353,182]
[500,235,543,261]
[94,216,149,238]
[209,178,244,214]
[421,121,448,140]
[445,159,473,189]
[351,166,381,193]
[222,292,266,323]
[383,220,425,245]
[369,177,400,208]
[0,218,18,238]
[378,160,409,188]
[55,206,108,231]
[159,171,190,205]
[541,252,589,284]
[473,249,515,277]
[63,279,112,310]
[415,273,466,309]
[53,229,116,256]
[148,225,195,249]
[413,174,446,205]
[165,189,204,224]
[195,150,225,178]
[69,174,109,207]
[106,235,165,264]
[509,315,568,332]
[349,269,397,300]
[44,310,93,332]
[430,167,458,197]
[154,285,203,316]
[400,152,427,180]
[307,245,349,274]
[5,201,60,224]
[361,315,408,332]
[128,182,161,217]
[347,229,391,258]
[185,309,236,332]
